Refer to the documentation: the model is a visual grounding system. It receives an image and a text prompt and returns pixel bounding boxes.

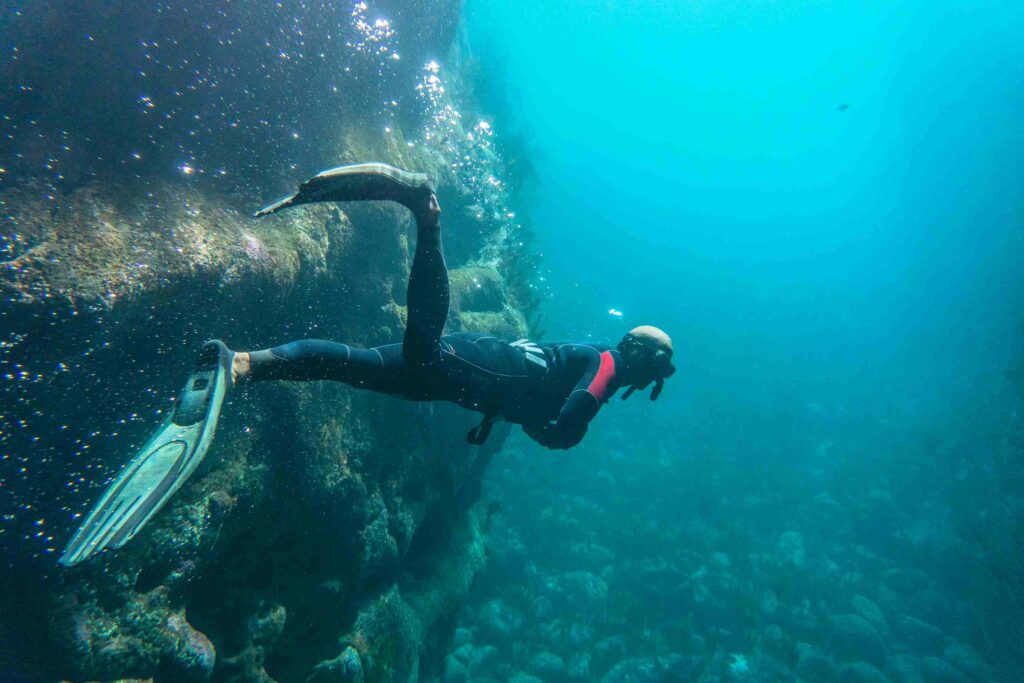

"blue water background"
[466,0,1023,419]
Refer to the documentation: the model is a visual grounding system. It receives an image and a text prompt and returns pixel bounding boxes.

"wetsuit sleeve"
[526,346,616,450]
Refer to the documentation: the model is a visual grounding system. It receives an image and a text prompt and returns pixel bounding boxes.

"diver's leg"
[252,161,447,364]
[403,195,449,366]
[239,340,404,393]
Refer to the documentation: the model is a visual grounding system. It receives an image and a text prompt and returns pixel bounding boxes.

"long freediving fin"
[59,340,233,567]
[254,162,431,217]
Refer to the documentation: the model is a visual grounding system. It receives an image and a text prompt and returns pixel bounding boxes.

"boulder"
[452,644,474,665]
[599,658,661,683]
[851,595,889,635]
[796,641,836,680]
[918,656,968,683]
[593,635,628,672]
[554,571,609,611]
[567,653,591,680]
[443,655,468,683]
[880,569,930,597]
[838,661,891,683]
[529,651,565,679]
[307,646,364,683]
[508,675,544,683]
[828,614,888,667]
[886,655,923,683]
[904,590,949,625]
[942,642,986,679]
[891,615,947,655]
[478,600,524,640]
[470,645,500,674]
[776,530,807,567]
[453,628,473,648]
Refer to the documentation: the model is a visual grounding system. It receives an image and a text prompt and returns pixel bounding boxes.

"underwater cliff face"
[0,1,534,681]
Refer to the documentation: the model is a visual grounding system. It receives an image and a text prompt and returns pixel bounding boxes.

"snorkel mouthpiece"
[620,376,665,401]
[651,377,664,401]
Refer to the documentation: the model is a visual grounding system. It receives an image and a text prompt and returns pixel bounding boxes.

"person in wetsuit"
[232,165,676,450]
[59,163,678,567]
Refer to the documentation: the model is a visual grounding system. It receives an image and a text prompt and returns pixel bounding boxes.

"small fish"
[836,103,850,112]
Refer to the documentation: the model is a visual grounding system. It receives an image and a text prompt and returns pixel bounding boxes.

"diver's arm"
[524,345,614,450]
[524,392,597,449]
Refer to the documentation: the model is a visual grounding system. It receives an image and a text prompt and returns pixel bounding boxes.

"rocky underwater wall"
[0,2,536,681]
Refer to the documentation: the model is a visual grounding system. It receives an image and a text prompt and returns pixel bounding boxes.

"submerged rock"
[838,661,891,683]
[470,644,500,673]
[828,613,888,666]
[453,627,474,648]
[942,642,986,679]
[886,655,924,683]
[478,599,524,640]
[880,568,931,597]
[918,655,969,683]
[163,610,217,682]
[308,646,365,683]
[599,657,662,683]
[851,594,889,635]
[886,654,969,683]
[529,651,565,678]
[892,614,948,655]
[443,655,469,683]
[796,641,835,680]
[508,674,544,683]
[567,652,592,680]
[776,530,806,567]
[554,571,609,610]
[593,635,628,670]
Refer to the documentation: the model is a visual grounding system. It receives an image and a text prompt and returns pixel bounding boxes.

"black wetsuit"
[249,205,624,449]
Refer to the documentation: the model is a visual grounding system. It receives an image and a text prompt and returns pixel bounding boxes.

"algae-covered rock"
[891,614,948,655]
[0,4,533,681]
[838,661,892,683]
[828,613,888,667]
[308,646,365,683]
[528,651,565,678]
[796,641,836,680]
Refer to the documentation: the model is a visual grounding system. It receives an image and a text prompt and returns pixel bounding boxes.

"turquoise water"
[467,0,1023,412]
[451,1,1024,680]
[1,0,1022,680]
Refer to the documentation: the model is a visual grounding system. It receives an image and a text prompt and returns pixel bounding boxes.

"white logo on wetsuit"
[510,339,549,370]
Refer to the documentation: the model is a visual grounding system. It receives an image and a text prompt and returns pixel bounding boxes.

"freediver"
[60,163,675,566]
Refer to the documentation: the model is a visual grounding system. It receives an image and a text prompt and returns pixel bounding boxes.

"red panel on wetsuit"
[586,351,616,401]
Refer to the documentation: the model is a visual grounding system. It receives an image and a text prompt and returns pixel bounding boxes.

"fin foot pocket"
[59,341,234,567]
